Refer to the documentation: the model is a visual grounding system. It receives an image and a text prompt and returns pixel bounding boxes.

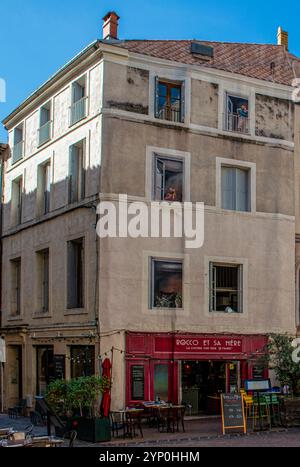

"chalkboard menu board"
[53,355,66,380]
[221,394,246,435]
[131,366,145,401]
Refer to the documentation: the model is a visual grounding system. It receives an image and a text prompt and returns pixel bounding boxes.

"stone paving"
[1,413,299,447]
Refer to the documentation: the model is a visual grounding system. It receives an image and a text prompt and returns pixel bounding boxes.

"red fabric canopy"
[101,358,112,417]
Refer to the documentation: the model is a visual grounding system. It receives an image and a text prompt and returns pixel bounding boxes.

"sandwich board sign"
[0,338,6,363]
[221,393,247,435]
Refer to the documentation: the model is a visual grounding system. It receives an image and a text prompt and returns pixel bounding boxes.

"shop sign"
[174,337,243,354]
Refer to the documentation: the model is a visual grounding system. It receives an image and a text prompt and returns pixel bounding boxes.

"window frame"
[11,176,23,226]
[38,101,52,147]
[209,262,243,314]
[155,77,185,123]
[67,237,85,310]
[150,258,184,310]
[224,92,250,134]
[153,154,185,202]
[10,257,22,317]
[216,157,256,214]
[68,140,86,205]
[36,248,50,315]
[70,75,88,127]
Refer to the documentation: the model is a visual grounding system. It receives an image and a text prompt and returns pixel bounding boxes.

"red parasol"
[101,358,112,418]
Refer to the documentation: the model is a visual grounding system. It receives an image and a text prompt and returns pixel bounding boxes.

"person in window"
[237,103,248,132]
[164,186,177,202]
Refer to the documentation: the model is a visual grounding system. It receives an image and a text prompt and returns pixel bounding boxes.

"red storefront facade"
[126,333,268,413]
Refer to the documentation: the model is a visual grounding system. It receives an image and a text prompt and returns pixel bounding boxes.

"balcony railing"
[224,112,250,134]
[38,121,51,146]
[12,141,24,164]
[70,97,88,126]
[157,106,182,123]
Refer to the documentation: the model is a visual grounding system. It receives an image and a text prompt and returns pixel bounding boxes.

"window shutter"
[238,265,243,313]
[155,158,165,201]
[69,146,78,203]
[67,242,76,309]
[43,253,49,312]
[221,167,235,210]
[154,76,159,118]
[236,169,249,212]
[80,149,86,200]
[181,81,185,123]
[209,263,216,312]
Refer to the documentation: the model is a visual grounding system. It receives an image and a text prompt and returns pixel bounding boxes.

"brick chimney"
[277,26,288,50]
[102,11,120,40]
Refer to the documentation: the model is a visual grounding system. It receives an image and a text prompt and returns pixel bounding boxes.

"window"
[37,161,51,215]
[153,156,184,202]
[151,259,183,309]
[69,140,85,204]
[70,346,95,378]
[155,79,185,123]
[209,263,243,313]
[11,258,21,316]
[38,102,51,146]
[224,95,249,134]
[12,124,24,164]
[36,249,50,313]
[67,238,85,309]
[70,76,87,126]
[131,366,145,401]
[11,177,23,225]
[221,166,250,212]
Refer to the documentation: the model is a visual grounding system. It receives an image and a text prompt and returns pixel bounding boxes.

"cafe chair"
[240,390,254,422]
[63,430,78,448]
[262,394,281,426]
[252,396,271,430]
[110,412,127,438]
[126,411,144,439]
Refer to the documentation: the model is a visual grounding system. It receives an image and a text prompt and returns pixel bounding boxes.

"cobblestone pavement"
[1,414,299,447]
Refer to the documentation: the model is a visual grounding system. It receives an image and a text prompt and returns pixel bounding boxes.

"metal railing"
[223,112,250,134]
[70,97,88,126]
[157,106,182,123]
[38,121,51,146]
[12,141,24,164]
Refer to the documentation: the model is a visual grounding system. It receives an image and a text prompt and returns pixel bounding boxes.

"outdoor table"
[32,436,65,447]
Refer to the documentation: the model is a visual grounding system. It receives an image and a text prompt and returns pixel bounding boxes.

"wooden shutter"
[181,81,185,123]
[154,76,159,118]
[43,252,49,312]
[69,146,79,203]
[67,242,76,309]
[238,265,243,313]
[155,158,165,200]
[209,263,217,312]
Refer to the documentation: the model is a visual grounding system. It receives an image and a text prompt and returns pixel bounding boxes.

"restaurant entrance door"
[181,360,241,415]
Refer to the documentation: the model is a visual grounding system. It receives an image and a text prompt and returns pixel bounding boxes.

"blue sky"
[0,0,300,141]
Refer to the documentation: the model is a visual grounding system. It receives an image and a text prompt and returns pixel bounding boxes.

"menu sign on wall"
[53,355,66,381]
[131,366,145,401]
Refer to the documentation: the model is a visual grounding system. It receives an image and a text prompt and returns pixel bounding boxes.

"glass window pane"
[154,364,169,402]
[153,261,183,308]
[158,83,167,97]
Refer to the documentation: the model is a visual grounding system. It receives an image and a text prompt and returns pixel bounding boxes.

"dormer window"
[155,79,185,123]
[224,94,249,134]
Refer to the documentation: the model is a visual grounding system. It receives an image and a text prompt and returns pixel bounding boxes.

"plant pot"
[73,417,111,443]
[279,397,300,427]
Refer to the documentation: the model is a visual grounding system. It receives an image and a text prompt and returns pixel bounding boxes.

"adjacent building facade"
[1,13,299,414]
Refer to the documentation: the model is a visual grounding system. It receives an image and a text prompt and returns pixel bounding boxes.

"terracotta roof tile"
[115,40,300,86]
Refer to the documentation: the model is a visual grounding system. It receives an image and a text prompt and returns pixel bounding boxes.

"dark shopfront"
[126,333,268,415]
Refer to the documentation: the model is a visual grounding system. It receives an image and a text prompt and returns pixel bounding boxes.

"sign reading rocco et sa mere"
[174,337,243,353]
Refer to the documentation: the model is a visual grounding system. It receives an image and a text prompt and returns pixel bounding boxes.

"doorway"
[181,361,240,415]
[36,346,54,396]
[7,346,23,405]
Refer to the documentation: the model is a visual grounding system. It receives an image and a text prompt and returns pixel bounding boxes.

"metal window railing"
[157,106,181,123]
[12,141,24,164]
[70,97,88,126]
[38,121,51,146]
[224,112,250,134]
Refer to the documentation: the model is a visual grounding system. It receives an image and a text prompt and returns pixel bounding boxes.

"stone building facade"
[0,13,299,413]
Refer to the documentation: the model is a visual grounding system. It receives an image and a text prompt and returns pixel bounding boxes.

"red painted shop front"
[126,333,268,415]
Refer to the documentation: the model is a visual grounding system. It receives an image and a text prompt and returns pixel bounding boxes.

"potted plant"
[46,376,112,443]
[262,334,300,427]
[68,376,112,443]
